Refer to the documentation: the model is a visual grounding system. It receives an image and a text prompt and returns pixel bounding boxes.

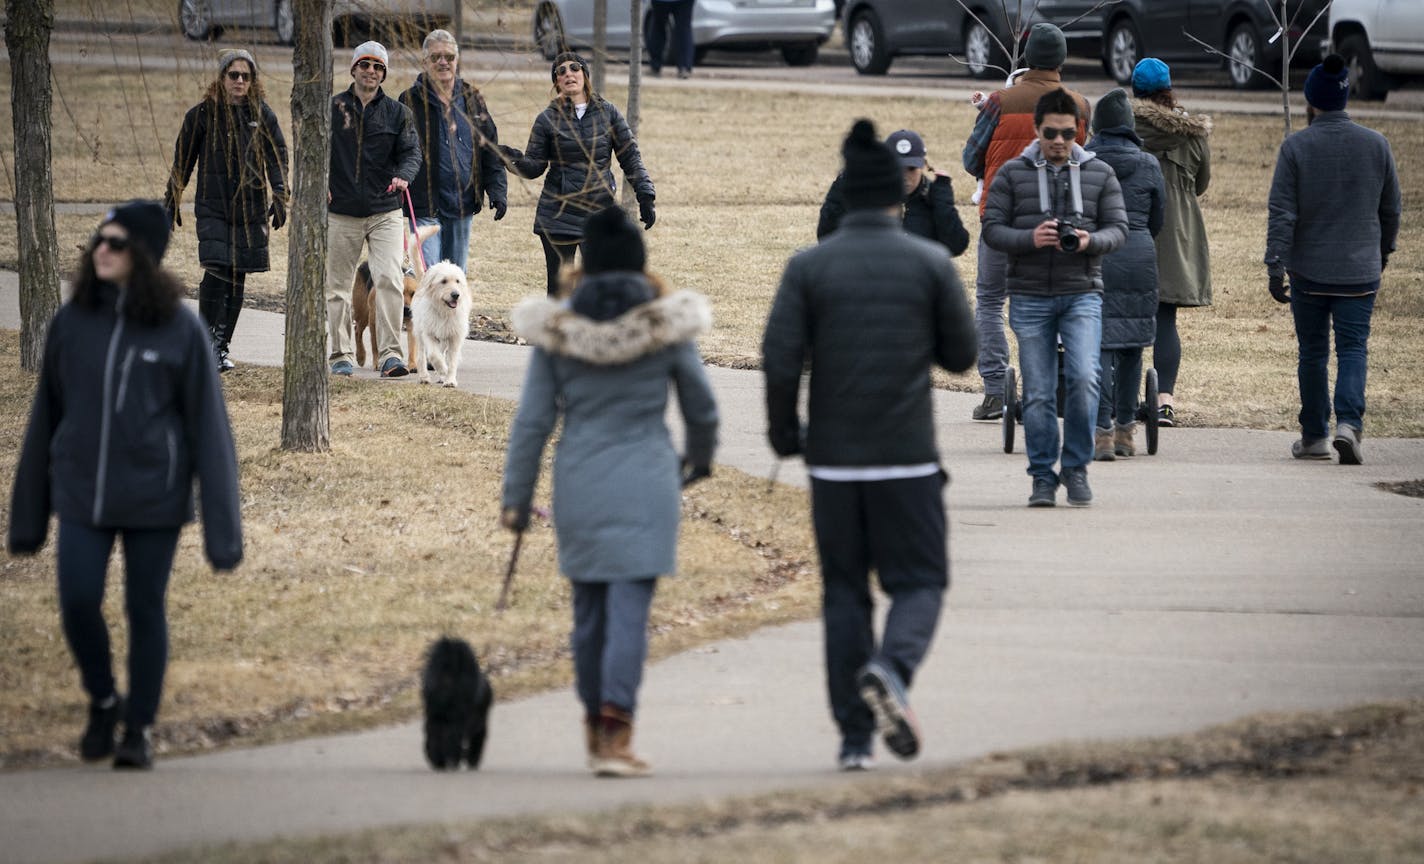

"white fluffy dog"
[409,256,472,388]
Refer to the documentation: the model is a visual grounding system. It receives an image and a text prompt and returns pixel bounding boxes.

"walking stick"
[495,530,523,612]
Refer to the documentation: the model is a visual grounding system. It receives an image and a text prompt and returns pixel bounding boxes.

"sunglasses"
[226,70,251,82]
[355,59,386,72]
[92,233,130,253]
[1040,126,1077,142]
[427,52,457,63]
[554,62,583,77]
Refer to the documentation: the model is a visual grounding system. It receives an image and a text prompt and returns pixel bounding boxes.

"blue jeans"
[571,579,657,717]
[1009,292,1102,480]
[1097,347,1143,429]
[974,236,1010,392]
[58,521,181,729]
[416,214,473,272]
[1291,286,1376,439]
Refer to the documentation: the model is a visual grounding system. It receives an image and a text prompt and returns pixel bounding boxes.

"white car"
[533,0,838,67]
[179,0,450,46]
[1328,0,1424,99]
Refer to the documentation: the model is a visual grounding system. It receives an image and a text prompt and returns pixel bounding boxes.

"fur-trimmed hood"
[512,280,712,366]
[1131,99,1212,138]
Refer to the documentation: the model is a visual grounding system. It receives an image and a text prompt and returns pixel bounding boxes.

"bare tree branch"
[1183,28,1282,89]
[1287,1,1333,64]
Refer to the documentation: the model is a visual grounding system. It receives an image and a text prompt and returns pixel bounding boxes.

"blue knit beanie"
[1131,58,1171,96]
[1304,54,1349,112]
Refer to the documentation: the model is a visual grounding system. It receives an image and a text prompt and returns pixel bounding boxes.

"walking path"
[3,274,1423,863]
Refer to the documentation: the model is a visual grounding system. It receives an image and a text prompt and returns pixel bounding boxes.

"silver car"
[179,0,450,45]
[533,0,838,67]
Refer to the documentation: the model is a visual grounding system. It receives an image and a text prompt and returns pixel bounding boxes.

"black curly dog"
[421,637,493,770]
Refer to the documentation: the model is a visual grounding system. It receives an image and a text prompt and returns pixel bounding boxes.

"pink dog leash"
[402,187,428,273]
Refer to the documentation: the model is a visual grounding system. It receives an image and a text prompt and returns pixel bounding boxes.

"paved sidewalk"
[3,274,1424,863]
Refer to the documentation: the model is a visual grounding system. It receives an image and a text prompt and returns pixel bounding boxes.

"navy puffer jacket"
[1088,129,1165,349]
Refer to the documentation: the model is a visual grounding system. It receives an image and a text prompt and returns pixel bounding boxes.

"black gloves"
[269,197,287,230]
[1381,251,1390,272]
[502,505,530,532]
[163,185,181,228]
[637,195,656,230]
[1267,260,1289,304]
[498,144,524,162]
[680,460,711,487]
[490,196,507,221]
[769,423,805,458]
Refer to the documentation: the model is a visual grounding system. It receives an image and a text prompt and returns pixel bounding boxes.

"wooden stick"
[496,531,523,612]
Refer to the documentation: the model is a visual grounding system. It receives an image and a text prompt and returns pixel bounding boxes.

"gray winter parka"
[502,279,717,581]
[1133,99,1212,307]
[8,285,243,569]
[1087,129,1165,349]
[981,141,1129,297]
[510,97,655,239]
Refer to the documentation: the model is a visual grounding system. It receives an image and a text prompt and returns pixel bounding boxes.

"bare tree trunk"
[5,0,61,372]
[1280,0,1293,139]
[621,0,643,210]
[452,0,464,48]
[282,0,333,452]
[592,0,607,93]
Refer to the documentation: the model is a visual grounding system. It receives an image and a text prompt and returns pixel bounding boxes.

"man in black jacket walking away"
[327,40,423,378]
[763,119,976,771]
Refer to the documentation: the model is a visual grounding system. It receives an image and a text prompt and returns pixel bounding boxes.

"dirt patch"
[1377,479,1424,499]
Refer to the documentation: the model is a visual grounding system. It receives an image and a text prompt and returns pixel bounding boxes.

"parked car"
[841,0,1102,78]
[179,0,450,46]
[1096,0,1328,90]
[532,0,837,67]
[1328,0,1424,100]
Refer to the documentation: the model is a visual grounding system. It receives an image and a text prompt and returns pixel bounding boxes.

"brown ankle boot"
[1114,423,1137,458]
[1094,427,1116,461]
[583,714,599,769]
[592,704,651,777]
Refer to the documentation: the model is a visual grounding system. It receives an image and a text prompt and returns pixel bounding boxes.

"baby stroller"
[1001,351,1159,456]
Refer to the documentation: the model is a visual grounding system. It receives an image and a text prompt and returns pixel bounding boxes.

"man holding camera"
[982,89,1127,507]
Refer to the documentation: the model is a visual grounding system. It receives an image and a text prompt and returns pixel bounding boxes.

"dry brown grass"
[138,701,1424,863]
[2,53,1420,433]
[0,330,820,767]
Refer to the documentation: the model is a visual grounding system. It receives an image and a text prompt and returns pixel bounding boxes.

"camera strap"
[1034,159,1085,218]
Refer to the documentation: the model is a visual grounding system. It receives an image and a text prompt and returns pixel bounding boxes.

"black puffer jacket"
[169,99,288,274]
[329,86,422,217]
[399,75,507,219]
[8,285,243,569]
[510,97,654,238]
[981,141,1128,297]
[763,211,976,467]
[816,173,970,257]
[1088,129,1165,349]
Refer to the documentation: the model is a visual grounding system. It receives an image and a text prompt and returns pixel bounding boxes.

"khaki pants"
[326,209,405,367]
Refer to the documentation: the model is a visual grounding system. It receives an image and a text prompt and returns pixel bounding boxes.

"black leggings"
[539,233,584,297]
[1153,302,1181,395]
[58,521,180,729]
[198,268,247,348]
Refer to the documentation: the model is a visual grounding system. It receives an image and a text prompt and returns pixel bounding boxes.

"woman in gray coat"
[1088,89,1165,460]
[501,207,717,778]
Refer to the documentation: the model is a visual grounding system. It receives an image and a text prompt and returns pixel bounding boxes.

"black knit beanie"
[841,119,903,210]
[103,199,171,263]
[1304,54,1349,112]
[581,206,646,276]
[1092,88,1134,133]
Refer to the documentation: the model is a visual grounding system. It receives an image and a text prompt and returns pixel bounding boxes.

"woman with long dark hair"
[502,52,656,296]
[8,201,243,770]
[164,49,289,372]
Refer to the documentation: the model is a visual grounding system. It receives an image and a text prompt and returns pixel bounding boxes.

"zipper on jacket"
[165,426,178,491]
[115,345,136,413]
[92,306,126,523]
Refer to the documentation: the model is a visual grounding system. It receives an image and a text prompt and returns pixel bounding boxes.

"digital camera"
[1056,218,1081,252]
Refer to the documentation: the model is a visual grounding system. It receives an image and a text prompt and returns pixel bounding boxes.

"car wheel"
[964,18,1006,80]
[275,0,296,45]
[1103,17,1140,86]
[782,43,819,66]
[1338,33,1390,100]
[533,3,565,61]
[1227,22,1268,89]
[179,0,212,40]
[848,9,891,75]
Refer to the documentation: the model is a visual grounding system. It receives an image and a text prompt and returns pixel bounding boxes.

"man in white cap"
[327,40,422,377]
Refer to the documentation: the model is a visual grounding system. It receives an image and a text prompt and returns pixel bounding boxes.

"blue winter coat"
[1087,129,1165,349]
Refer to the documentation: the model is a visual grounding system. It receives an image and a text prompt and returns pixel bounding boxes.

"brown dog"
[353,262,420,370]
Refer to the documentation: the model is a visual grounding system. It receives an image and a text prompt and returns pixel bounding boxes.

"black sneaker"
[972,393,1004,421]
[1028,476,1057,508]
[217,348,235,373]
[79,694,124,762]
[1062,467,1092,506]
[113,725,153,770]
[379,357,409,378]
[1157,405,1175,427]
[857,660,920,760]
